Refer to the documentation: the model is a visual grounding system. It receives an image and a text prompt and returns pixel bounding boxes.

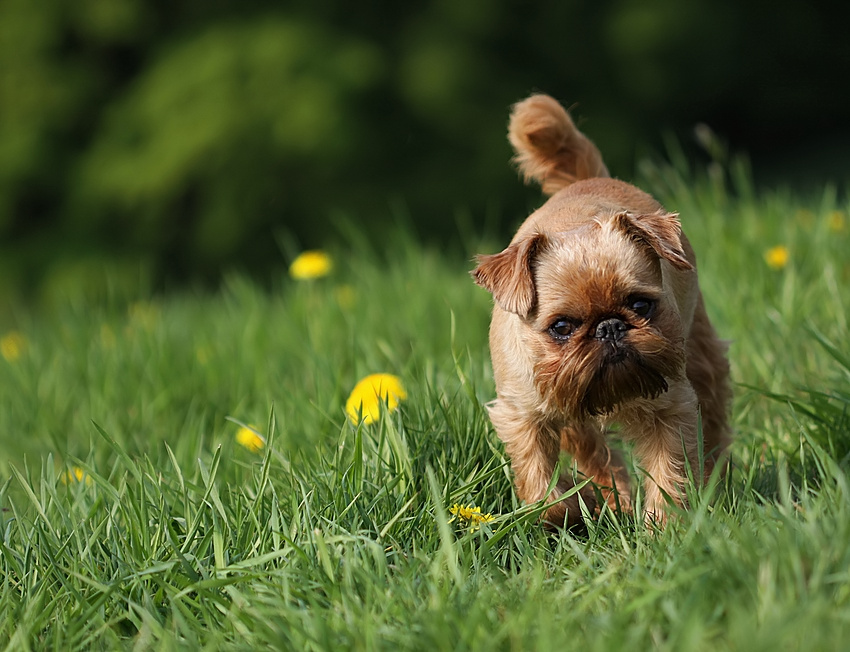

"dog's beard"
[581,348,670,415]
[534,330,684,418]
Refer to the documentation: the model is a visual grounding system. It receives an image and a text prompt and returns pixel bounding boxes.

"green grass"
[2,155,850,650]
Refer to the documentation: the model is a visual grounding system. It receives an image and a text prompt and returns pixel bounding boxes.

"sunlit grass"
[1,157,849,649]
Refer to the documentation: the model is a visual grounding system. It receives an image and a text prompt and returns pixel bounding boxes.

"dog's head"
[473,210,693,418]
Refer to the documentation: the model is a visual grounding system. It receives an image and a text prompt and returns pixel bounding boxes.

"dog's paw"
[541,481,598,531]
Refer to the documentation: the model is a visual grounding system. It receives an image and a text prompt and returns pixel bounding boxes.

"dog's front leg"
[622,382,701,524]
[489,401,590,527]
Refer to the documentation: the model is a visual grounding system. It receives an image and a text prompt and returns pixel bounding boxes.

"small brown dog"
[473,94,731,527]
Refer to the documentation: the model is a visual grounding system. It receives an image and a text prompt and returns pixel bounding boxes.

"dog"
[472,94,731,527]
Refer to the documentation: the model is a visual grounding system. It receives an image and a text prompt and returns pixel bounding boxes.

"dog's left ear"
[472,234,546,317]
[612,211,694,271]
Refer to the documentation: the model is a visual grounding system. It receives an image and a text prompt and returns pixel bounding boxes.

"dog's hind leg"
[561,422,632,514]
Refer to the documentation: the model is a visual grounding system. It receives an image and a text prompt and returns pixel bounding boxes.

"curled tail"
[508,94,609,195]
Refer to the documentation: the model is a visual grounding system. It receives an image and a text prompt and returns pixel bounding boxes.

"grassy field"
[2,154,850,650]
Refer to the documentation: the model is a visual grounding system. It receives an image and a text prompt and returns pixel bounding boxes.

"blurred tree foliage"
[1,0,848,308]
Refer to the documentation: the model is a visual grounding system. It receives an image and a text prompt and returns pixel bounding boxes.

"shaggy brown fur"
[473,94,731,527]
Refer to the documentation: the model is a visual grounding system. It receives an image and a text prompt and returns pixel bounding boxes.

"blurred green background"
[1,0,848,314]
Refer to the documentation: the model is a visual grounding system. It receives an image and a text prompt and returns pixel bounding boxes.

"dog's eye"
[629,298,655,318]
[548,319,575,341]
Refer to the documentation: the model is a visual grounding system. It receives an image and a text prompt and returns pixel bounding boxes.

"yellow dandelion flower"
[1,331,26,362]
[765,245,789,270]
[61,467,92,486]
[449,504,495,531]
[345,373,407,425]
[236,425,265,452]
[290,250,332,280]
[828,211,845,233]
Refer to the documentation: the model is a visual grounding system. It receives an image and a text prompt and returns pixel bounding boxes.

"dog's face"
[474,209,692,419]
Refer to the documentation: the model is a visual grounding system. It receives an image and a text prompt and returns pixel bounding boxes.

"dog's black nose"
[595,318,627,343]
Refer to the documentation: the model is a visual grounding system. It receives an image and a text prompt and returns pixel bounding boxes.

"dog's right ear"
[509,94,609,195]
[611,211,694,271]
[471,234,546,317]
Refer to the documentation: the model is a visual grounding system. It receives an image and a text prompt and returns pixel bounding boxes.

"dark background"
[1,0,848,310]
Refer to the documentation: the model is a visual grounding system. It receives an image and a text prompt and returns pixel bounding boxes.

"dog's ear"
[472,234,546,317]
[508,94,609,195]
[612,211,694,271]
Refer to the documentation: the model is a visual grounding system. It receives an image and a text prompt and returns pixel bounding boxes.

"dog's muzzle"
[594,318,628,343]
